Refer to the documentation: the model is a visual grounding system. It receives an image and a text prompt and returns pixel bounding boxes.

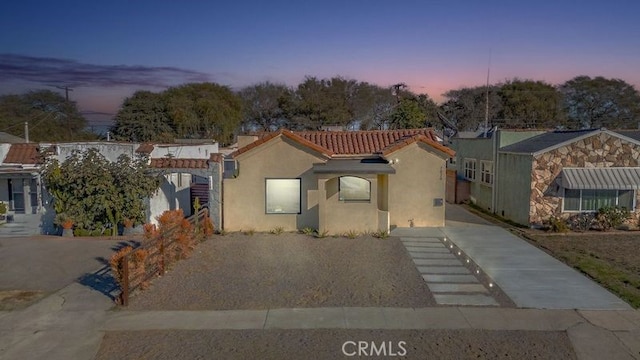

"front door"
[9,179,25,213]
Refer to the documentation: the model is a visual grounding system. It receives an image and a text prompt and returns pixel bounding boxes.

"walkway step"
[413,258,459,266]
[418,266,470,274]
[427,283,488,293]
[434,294,499,306]
[400,237,442,243]
[409,252,456,259]
[402,241,445,247]
[405,247,449,253]
[423,274,479,283]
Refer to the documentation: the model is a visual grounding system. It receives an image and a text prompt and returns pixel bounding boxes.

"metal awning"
[560,167,640,190]
[313,159,396,174]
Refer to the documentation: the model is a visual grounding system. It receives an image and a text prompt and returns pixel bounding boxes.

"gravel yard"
[127,233,435,310]
[96,329,576,360]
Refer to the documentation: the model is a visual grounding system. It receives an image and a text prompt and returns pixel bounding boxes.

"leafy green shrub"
[568,213,595,232]
[545,216,569,233]
[0,202,7,215]
[596,206,630,231]
[73,228,92,237]
[91,229,104,237]
[314,229,329,238]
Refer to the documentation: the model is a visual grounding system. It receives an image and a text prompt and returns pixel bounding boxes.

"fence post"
[121,255,129,306]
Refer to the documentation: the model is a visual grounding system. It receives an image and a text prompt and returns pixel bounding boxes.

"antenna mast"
[484,50,491,137]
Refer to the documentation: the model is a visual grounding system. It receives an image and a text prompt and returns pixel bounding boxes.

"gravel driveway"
[127,233,435,310]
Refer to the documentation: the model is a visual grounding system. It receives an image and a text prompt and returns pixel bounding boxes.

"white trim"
[480,160,493,185]
[463,158,477,181]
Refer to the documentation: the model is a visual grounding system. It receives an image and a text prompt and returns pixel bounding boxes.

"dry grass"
[525,232,640,308]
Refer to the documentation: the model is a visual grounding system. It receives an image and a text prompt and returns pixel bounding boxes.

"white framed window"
[266,178,301,214]
[339,176,371,201]
[480,161,493,185]
[563,188,635,212]
[463,158,476,181]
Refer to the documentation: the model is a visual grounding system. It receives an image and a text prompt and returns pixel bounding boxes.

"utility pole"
[392,83,407,104]
[56,86,74,102]
[24,122,29,143]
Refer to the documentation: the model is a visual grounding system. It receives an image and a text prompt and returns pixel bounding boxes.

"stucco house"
[0,140,222,235]
[0,143,42,216]
[455,128,640,226]
[223,129,455,233]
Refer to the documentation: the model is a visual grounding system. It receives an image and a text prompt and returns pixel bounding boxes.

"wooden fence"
[117,208,210,306]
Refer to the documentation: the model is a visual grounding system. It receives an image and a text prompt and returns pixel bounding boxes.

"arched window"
[339,176,370,201]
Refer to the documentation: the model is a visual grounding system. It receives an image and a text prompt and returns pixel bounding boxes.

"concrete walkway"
[392,209,632,310]
[400,236,498,306]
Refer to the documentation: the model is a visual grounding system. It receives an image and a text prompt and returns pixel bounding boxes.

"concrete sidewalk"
[101,307,640,359]
[392,208,631,310]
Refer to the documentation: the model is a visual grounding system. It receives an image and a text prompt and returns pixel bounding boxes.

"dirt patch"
[126,233,435,310]
[0,290,47,310]
[96,329,576,360]
[524,232,640,308]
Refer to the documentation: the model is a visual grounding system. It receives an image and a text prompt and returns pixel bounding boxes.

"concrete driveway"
[392,204,632,310]
[0,236,136,292]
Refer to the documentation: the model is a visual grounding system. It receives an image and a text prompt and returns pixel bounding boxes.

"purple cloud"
[0,53,213,88]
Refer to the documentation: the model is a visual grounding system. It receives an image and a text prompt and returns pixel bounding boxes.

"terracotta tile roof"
[150,158,209,169]
[4,143,40,164]
[381,134,456,158]
[232,129,334,158]
[232,128,454,159]
[296,129,438,155]
[136,143,154,154]
[209,153,223,163]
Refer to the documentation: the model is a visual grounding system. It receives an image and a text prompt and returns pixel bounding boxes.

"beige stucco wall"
[317,174,381,234]
[388,143,448,227]
[223,136,325,232]
[224,137,449,232]
[149,173,192,225]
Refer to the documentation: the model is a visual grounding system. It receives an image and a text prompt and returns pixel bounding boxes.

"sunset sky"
[1,0,639,130]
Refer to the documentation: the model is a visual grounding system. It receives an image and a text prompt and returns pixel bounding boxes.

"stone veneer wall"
[530,133,640,225]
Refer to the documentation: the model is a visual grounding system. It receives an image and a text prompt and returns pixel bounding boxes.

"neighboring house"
[0,141,222,235]
[223,129,454,233]
[451,129,546,210]
[453,129,640,226]
[0,143,43,215]
[135,143,220,224]
[456,128,640,226]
